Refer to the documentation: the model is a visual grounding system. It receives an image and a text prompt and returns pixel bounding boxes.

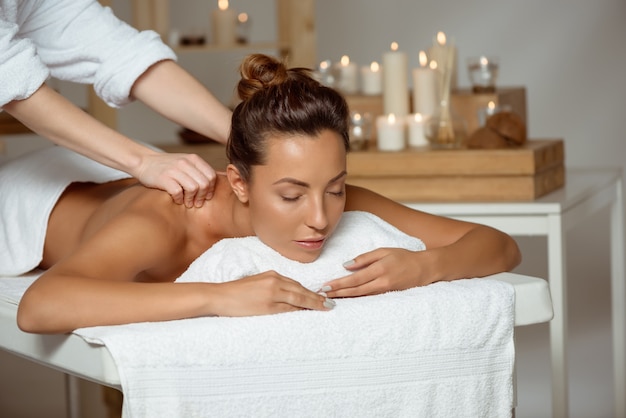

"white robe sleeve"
[1,0,177,108]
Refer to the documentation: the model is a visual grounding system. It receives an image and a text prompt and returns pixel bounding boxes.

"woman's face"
[245,129,347,263]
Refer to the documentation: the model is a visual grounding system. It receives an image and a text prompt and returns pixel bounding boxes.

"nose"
[305,195,328,231]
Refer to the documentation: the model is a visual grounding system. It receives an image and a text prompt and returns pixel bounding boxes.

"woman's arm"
[3,84,217,207]
[323,185,521,297]
[131,60,232,144]
[16,210,329,334]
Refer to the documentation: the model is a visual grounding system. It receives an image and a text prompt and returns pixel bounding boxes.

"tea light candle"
[376,113,405,151]
[211,0,237,46]
[407,113,428,147]
[382,42,409,117]
[335,55,359,94]
[360,61,382,95]
[411,50,438,117]
[467,56,499,93]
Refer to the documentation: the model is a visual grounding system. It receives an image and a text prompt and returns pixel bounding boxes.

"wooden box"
[346,139,564,202]
[160,139,565,202]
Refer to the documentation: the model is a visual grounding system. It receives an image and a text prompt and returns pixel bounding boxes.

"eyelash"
[280,191,344,202]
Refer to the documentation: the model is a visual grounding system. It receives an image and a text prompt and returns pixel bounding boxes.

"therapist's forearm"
[3,84,156,176]
[130,60,232,144]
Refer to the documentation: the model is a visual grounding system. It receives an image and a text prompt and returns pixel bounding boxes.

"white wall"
[2,1,624,417]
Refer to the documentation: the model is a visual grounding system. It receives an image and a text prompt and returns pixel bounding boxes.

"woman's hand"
[136,151,217,208]
[209,271,335,317]
[322,248,436,298]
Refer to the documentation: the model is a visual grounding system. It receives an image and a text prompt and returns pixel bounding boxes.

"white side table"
[405,168,625,418]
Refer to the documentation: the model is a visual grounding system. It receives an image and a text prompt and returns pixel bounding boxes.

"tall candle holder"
[349,111,373,151]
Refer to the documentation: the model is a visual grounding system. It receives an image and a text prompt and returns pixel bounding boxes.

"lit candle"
[407,113,428,148]
[335,55,359,94]
[360,61,382,95]
[382,42,409,117]
[376,113,406,151]
[211,0,237,46]
[411,50,438,117]
[427,31,457,93]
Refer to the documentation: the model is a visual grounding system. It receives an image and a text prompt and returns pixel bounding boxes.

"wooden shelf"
[174,41,290,54]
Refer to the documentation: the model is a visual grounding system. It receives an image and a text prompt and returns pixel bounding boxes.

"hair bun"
[237,54,289,102]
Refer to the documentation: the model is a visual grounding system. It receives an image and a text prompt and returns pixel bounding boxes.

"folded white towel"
[74,211,515,418]
[0,146,130,276]
[176,211,426,291]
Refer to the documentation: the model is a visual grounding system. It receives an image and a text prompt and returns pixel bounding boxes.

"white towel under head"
[74,211,515,418]
[176,210,425,291]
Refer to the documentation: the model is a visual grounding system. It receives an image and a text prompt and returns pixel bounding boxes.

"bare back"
[40,177,236,283]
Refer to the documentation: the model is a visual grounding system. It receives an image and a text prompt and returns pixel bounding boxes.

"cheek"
[248,196,297,239]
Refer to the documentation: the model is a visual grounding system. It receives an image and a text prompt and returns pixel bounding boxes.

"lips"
[294,237,326,250]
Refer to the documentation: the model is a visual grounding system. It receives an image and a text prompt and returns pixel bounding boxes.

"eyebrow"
[272,171,348,188]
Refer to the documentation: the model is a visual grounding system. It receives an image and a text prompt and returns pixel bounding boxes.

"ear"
[226,164,250,203]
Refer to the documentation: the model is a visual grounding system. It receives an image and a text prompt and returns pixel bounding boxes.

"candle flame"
[370,61,380,72]
[436,31,447,46]
[480,56,489,66]
[487,101,496,110]
[218,0,229,11]
[429,60,438,70]
[340,55,350,66]
[390,42,399,52]
[414,113,423,123]
[319,60,329,70]
[353,113,362,122]
[387,113,396,123]
[419,51,428,67]
[238,12,248,23]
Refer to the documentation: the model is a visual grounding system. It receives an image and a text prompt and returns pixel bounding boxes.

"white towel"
[0,146,130,276]
[176,211,425,291]
[74,211,515,418]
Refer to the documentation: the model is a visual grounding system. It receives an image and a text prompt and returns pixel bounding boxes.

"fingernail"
[317,291,328,297]
[342,259,355,268]
[323,298,336,309]
[319,285,332,292]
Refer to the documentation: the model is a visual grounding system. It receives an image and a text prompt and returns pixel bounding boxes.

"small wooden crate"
[346,139,565,202]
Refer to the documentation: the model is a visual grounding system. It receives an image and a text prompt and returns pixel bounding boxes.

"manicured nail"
[323,298,336,309]
[319,285,332,292]
[317,291,328,297]
[342,259,355,268]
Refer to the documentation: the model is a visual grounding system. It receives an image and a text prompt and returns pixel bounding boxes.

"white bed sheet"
[0,271,552,392]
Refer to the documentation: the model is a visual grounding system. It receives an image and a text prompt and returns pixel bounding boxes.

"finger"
[160,178,184,205]
[279,285,335,312]
[342,249,384,271]
[183,156,217,206]
[323,269,376,297]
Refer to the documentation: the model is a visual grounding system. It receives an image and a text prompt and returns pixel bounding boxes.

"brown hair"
[227,54,350,182]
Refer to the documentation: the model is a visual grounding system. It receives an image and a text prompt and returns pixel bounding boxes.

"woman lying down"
[4,54,521,334]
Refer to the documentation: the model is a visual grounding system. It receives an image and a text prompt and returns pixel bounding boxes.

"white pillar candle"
[407,113,428,148]
[211,0,237,46]
[411,51,438,117]
[360,61,382,95]
[376,113,405,151]
[427,31,457,92]
[335,55,359,95]
[382,42,409,117]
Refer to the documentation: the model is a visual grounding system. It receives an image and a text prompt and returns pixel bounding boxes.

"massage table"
[0,270,553,417]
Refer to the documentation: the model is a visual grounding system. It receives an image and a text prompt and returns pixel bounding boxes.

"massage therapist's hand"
[210,271,335,316]
[322,248,435,298]
[135,151,217,208]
